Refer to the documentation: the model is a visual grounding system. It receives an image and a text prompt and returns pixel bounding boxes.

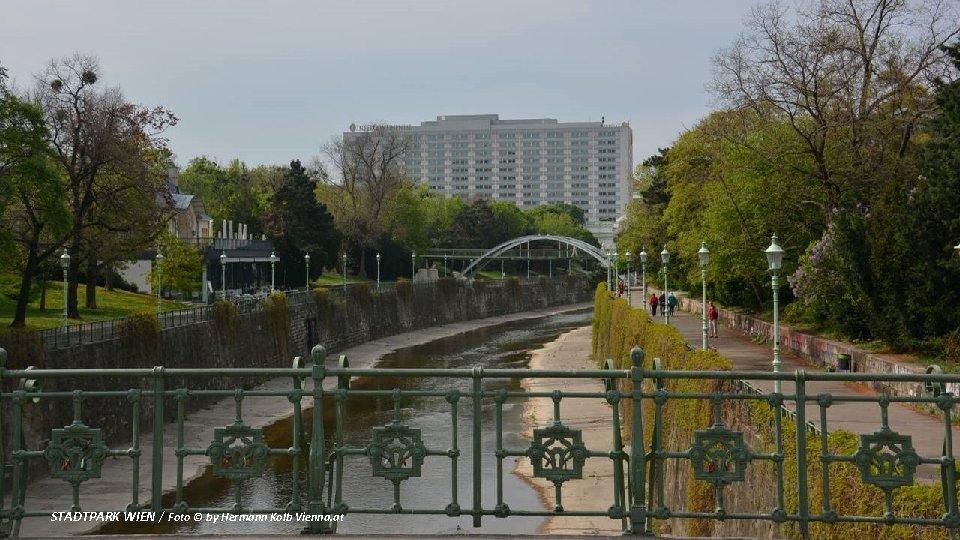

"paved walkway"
[626,288,957,483]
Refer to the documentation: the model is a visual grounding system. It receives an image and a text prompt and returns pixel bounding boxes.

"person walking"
[617,278,625,298]
[667,292,678,316]
[649,293,659,316]
[708,300,719,338]
[659,293,666,317]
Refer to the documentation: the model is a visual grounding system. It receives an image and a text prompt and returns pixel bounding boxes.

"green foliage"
[262,292,289,361]
[312,287,342,327]
[154,233,203,295]
[506,276,521,298]
[593,288,950,538]
[394,279,413,302]
[212,299,237,340]
[490,201,531,239]
[0,273,38,303]
[262,160,339,288]
[443,199,504,249]
[116,313,161,364]
[348,281,373,308]
[0,327,45,368]
[179,157,270,236]
[437,276,459,298]
[526,203,597,245]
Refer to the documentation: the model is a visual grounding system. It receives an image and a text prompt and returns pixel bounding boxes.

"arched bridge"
[460,235,609,277]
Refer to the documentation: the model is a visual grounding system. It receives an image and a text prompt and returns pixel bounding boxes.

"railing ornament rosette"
[0,345,959,537]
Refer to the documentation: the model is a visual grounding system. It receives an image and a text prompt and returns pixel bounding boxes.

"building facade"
[345,114,632,247]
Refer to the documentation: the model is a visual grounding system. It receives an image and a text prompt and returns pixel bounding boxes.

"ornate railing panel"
[0,345,959,538]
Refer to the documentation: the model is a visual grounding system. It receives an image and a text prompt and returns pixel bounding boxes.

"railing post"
[0,347,7,537]
[472,366,483,528]
[151,366,165,515]
[304,344,329,534]
[628,346,647,534]
[795,371,809,539]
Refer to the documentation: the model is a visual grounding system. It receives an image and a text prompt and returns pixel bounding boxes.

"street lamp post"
[444,254,448,278]
[376,252,381,292]
[639,249,648,302]
[661,246,671,324]
[156,252,164,313]
[614,251,619,293]
[411,251,416,280]
[342,253,347,291]
[698,242,710,350]
[606,251,612,292]
[269,252,279,293]
[625,251,631,306]
[60,249,70,330]
[304,253,310,290]
[765,234,785,393]
[220,252,227,299]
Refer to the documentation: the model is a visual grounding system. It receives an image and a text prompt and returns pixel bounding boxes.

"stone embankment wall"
[1,276,593,476]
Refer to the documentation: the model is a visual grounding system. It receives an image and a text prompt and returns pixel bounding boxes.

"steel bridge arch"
[460,235,609,277]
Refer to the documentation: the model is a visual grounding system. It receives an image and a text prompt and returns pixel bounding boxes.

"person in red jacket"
[708,301,719,338]
[649,293,659,316]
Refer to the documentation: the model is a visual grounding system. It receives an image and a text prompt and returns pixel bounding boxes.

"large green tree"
[34,55,177,318]
[712,0,958,214]
[1,64,71,327]
[320,126,410,277]
[179,157,271,237]
[261,160,338,287]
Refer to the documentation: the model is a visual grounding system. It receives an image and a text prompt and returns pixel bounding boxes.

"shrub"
[263,292,290,361]
[437,276,459,298]
[348,282,374,308]
[592,287,950,538]
[212,299,238,340]
[395,279,413,302]
[0,328,46,369]
[116,313,161,365]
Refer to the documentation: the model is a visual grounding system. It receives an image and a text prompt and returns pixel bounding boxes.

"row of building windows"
[420,129,621,141]
[407,151,615,161]
[411,141,621,151]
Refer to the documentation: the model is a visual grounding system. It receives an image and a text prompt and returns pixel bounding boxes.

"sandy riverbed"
[514,325,626,536]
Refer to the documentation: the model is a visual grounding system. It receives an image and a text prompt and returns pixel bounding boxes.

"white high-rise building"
[345,114,632,247]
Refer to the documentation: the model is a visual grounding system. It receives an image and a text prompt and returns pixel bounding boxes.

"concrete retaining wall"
[1,276,594,477]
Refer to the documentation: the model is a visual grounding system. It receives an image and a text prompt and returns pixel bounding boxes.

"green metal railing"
[1,345,959,538]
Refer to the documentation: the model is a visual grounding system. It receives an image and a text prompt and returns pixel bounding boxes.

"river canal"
[104,309,592,536]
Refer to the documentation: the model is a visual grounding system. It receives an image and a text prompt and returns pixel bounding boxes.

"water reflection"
[102,310,591,536]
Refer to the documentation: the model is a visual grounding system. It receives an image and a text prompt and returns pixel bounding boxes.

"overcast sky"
[1,1,758,168]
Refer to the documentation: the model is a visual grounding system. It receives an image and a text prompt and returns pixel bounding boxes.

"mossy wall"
[1,277,593,480]
[593,284,951,540]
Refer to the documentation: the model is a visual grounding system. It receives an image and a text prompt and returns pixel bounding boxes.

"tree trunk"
[39,276,47,312]
[85,248,98,309]
[67,235,81,319]
[11,242,40,328]
[105,261,114,291]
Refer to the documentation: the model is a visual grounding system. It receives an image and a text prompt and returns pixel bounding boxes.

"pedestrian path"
[626,288,957,483]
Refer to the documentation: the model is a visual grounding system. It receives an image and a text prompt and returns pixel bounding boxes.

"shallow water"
[102,309,592,536]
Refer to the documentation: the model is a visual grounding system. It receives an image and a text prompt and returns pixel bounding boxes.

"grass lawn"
[0,282,190,331]
[476,270,509,280]
[311,271,370,288]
